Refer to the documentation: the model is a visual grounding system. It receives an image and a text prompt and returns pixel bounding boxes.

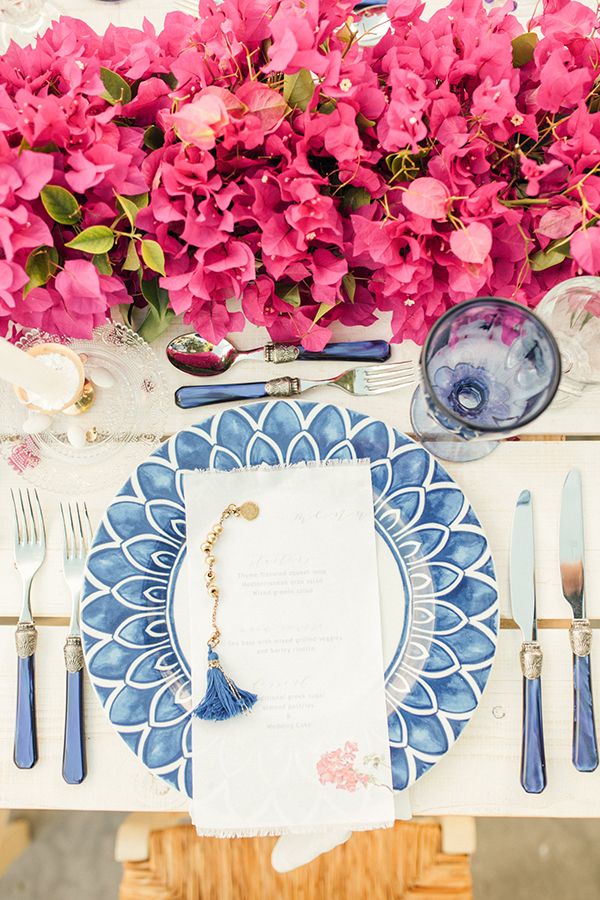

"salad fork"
[60,501,92,785]
[175,361,416,408]
[11,488,45,770]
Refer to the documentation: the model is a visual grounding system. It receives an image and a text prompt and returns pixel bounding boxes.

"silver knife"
[559,469,598,772]
[510,489,547,793]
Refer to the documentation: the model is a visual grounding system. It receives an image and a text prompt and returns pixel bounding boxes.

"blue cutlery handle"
[521,675,547,793]
[573,653,598,772]
[297,341,391,363]
[63,666,86,785]
[14,650,37,769]
[175,382,269,409]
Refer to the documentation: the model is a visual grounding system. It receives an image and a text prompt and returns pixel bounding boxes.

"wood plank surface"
[0,626,596,815]
[1,439,598,619]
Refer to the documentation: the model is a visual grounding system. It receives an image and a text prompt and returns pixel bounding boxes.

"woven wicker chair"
[119,819,473,900]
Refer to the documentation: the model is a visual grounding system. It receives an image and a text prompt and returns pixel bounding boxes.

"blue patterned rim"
[81,400,498,797]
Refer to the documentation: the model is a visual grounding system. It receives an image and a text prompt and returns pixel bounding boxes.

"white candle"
[0,337,70,396]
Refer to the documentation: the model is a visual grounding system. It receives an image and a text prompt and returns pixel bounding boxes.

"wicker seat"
[119,821,473,900]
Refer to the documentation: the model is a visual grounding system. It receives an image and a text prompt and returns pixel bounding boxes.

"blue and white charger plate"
[81,401,498,797]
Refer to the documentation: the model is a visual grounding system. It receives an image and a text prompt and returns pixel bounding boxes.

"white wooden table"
[1,311,599,819]
[1,0,600,825]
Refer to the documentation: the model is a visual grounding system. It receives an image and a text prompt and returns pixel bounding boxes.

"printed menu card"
[185,461,394,836]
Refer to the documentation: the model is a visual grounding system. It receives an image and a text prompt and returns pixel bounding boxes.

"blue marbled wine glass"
[410,297,562,462]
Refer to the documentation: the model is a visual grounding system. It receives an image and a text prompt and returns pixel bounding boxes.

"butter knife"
[559,468,598,772]
[510,489,547,793]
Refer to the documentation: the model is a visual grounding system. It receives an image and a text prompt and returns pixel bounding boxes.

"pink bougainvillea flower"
[519,157,564,197]
[170,91,232,149]
[536,47,593,114]
[0,204,52,262]
[537,205,581,239]
[378,69,428,152]
[235,82,287,133]
[54,260,109,313]
[471,76,519,140]
[450,223,493,264]
[570,228,600,274]
[10,151,54,201]
[0,260,27,319]
[402,178,449,221]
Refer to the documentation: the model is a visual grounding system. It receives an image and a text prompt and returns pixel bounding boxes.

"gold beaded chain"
[201,501,259,650]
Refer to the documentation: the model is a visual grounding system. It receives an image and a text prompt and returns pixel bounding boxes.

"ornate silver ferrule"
[264,343,301,364]
[15,623,37,659]
[570,619,592,658]
[520,640,543,679]
[64,636,84,673]
[264,377,301,397]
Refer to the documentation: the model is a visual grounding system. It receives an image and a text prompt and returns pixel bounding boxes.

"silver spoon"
[166,333,391,377]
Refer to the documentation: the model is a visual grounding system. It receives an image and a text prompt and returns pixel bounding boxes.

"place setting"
[0,292,574,814]
[2,0,600,891]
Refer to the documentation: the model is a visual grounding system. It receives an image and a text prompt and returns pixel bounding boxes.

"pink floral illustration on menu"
[317,742,390,792]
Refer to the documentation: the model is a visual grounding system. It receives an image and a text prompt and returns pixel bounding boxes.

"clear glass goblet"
[0,0,58,53]
[410,297,562,462]
[535,276,600,405]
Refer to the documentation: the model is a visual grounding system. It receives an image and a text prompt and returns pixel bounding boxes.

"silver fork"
[11,488,45,770]
[175,361,416,409]
[60,501,92,785]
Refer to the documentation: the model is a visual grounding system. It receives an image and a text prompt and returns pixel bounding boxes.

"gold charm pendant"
[193,501,260,722]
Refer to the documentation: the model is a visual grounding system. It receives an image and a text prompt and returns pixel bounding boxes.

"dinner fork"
[60,501,92,785]
[175,361,416,408]
[11,488,45,770]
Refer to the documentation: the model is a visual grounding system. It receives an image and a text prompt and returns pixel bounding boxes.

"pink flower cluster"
[317,741,370,792]
[1,0,600,345]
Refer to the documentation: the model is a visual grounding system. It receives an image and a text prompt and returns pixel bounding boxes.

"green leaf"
[386,153,403,175]
[356,112,376,130]
[65,225,115,254]
[23,246,58,298]
[313,302,333,325]
[141,239,166,277]
[320,99,337,115]
[276,283,301,308]
[138,304,174,342]
[40,185,81,225]
[342,272,356,302]
[128,193,149,210]
[140,276,170,311]
[116,194,142,228]
[336,20,356,45]
[19,138,60,154]
[160,72,178,90]
[100,67,132,105]
[92,252,113,275]
[24,141,59,154]
[512,32,538,68]
[342,187,371,211]
[138,277,174,342]
[530,242,570,271]
[144,125,165,150]
[385,148,425,179]
[283,69,314,111]
[123,239,141,272]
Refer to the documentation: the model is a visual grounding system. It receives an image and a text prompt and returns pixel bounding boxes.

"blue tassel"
[192,649,258,721]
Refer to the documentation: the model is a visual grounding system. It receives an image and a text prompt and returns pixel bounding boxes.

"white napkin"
[270,789,412,871]
[185,461,395,837]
